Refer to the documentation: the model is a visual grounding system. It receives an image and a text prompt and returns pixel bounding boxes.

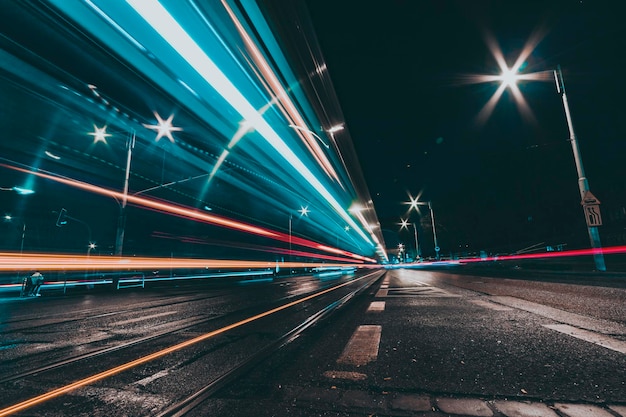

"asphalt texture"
[202,268,626,416]
[1,267,625,416]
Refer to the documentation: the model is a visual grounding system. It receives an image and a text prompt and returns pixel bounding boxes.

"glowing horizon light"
[143,112,182,143]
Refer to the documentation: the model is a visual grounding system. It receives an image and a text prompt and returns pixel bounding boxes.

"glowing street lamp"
[1,186,35,195]
[89,125,135,257]
[288,206,309,271]
[407,196,440,260]
[397,243,405,263]
[495,65,606,271]
[89,112,182,257]
[327,124,344,136]
[400,218,420,261]
[143,112,183,143]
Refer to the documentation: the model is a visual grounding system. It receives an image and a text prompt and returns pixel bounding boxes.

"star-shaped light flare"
[88,125,112,143]
[298,206,309,217]
[400,218,410,230]
[143,112,182,143]
[461,28,553,125]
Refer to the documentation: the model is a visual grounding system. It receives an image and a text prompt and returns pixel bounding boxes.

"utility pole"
[554,66,606,271]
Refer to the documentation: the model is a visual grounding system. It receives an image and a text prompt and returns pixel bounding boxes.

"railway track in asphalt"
[0,273,361,383]
[0,270,384,416]
[155,270,384,417]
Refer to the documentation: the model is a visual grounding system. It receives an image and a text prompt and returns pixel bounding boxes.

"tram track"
[0,274,369,384]
[156,270,383,417]
[0,270,384,416]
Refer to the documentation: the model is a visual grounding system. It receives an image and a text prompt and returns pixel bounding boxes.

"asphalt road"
[1,268,625,416]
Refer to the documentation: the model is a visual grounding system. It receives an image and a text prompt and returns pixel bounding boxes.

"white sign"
[583,204,602,227]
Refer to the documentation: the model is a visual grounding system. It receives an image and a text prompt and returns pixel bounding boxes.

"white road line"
[376,289,388,297]
[490,296,626,335]
[469,299,513,311]
[112,311,178,326]
[543,324,626,355]
[367,301,385,312]
[337,325,382,366]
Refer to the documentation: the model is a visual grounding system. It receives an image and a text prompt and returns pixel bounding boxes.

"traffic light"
[56,208,68,227]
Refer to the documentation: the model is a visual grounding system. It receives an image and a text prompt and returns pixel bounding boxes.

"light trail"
[0,252,380,272]
[0,162,376,263]
[458,245,626,263]
[124,0,373,247]
[220,0,340,183]
[151,231,366,263]
[0,270,381,416]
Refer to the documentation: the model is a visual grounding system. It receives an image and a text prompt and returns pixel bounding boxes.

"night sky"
[304,0,626,256]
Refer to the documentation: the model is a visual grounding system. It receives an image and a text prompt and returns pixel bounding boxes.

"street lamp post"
[288,206,309,273]
[495,65,606,271]
[400,218,420,261]
[428,201,440,260]
[397,243,404,263]
[553,66,606,271]
[114,130,135,257]
[407,197,440,260]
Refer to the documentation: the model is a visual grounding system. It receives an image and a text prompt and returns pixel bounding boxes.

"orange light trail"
[0,163,375,263]
[0,270,381,416]
[0,252,379,272]
[220,0,341,184]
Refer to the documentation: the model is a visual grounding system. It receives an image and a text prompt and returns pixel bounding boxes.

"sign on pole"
[581,191,602,227]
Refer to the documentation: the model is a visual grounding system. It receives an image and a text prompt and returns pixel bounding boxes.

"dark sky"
[304,0,626,255]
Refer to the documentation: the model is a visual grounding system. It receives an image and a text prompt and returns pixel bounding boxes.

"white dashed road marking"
[543,324,626,355]
[337,325,382,366]
[367,301,385,312]
[376,289,388,297]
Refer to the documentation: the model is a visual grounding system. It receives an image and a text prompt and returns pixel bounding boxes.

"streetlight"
[407,197,440,260]
[88,111,181,257]
[397,243,405,263]
[400,218,420,261]
[3,215,26,255]
[0,186,35,195]
[288,206,309,272]
[496,65,606,271]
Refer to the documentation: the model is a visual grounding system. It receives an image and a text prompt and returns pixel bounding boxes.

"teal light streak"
[125,0,373,247]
